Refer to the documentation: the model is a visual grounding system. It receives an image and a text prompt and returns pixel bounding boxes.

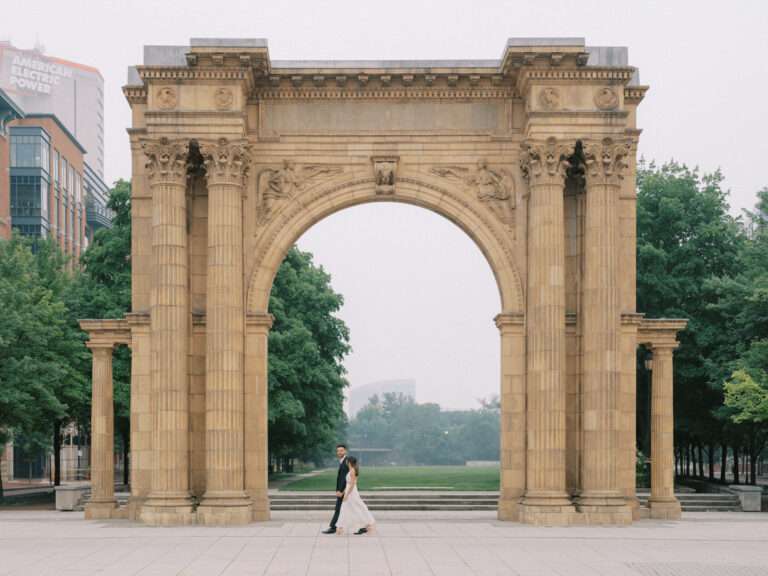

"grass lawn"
[279,465,500,491]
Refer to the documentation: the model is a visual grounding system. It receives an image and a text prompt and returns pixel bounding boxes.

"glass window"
[10,134,42,167]
[62,159,69,191]
[75,173,81,203]
[54,151,60,184]
[10,176,43,217]
[41,140,50,173]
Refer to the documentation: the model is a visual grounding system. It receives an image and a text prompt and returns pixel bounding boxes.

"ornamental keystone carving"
[156,86,177,110]
[519,138,574,186]
[594,87,619,110]
[199,138,251,188]
[538,87,561,110]
[430,159,516,227]
[582,137,632,186]
[256,160,343,221]
[372,157,398,195]
[142,137,189,183]
[213,87,234,110]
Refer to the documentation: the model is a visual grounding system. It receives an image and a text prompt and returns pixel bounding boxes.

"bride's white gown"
[337,472,375,532]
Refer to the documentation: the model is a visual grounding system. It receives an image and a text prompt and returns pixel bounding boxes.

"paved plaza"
[1,511,767,575]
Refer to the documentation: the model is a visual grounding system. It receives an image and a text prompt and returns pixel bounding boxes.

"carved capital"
[519,137,574,187]
[141,137,189,185]
[200,138,251,188]
[582,137,632,187]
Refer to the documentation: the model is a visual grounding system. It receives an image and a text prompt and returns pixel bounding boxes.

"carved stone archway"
[80,37,687,526]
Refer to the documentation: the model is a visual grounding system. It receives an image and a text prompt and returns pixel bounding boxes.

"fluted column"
[577,138,631,522]
[496,312,526,521]
[84,344,117,519]
[197,138,252,525]
[245,312,273,521]
[140,137,195,525]
[518,137,575,521]
[649,345,682,519]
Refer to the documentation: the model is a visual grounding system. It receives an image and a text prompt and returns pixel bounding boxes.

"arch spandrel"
[244,166,525,315]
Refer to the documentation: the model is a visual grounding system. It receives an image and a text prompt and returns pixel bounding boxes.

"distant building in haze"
[348,379,416,419]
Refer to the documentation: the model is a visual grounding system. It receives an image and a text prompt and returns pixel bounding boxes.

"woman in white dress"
[336,456,375,535]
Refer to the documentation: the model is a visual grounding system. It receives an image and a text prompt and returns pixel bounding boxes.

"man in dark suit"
[322,444,349,534]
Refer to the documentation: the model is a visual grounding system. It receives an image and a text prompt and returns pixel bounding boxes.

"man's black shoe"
[321,527,337,534]
[354,528,367,535]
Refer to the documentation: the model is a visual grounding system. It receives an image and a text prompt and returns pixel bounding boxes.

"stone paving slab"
[0,511,767,575]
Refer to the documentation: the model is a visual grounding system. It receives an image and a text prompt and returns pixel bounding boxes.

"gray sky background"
[4,0,766,410]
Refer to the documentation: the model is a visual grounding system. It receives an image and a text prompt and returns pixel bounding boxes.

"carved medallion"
[214,87,234,110]
[594,87,619,110]
[372,157,398,195]
[430,159,515,227]
[156,86,177,110]
[256,160,343,222]
[538,87,561,111]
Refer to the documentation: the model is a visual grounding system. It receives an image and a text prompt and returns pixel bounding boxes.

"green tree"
[267,247,350,468]
[0,236,85,497]
[636,161,745,479]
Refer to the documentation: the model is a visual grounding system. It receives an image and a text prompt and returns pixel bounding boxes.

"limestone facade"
[80,37,686,526]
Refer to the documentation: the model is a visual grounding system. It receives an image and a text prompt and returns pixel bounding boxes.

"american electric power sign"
[3,51,73,95]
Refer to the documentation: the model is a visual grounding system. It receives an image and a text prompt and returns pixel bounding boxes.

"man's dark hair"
[336,443,347,449]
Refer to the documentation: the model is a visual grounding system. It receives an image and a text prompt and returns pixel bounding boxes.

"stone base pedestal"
[624,496,641,520]
[197,492,253,526]
[519,493,578,526]
[126,497,146,521]
[140,494,196,526]
[648,498,682,520]
[250,494,270,522]
[84,498,118,520]
[497,496,521,521]
[576,493,633,525]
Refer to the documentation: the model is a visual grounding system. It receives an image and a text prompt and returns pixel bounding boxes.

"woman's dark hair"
[347,456,360,476]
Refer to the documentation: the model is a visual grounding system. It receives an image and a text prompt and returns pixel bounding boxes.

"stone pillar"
[496,313,526,521]
[197,138,252,525]
[577,138,632,523]
[140,138,195,525]
[648,344,682,519]
[84,344,117,519]
[245,312,273,521]
[518,138,575,523]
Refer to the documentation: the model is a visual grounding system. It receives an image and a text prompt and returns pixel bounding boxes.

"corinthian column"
[577,137,632,522]
[196,138,252,525]
[648,344,682,519]
[518,137,575,522]
[140,137,195,525]
[84,344,117,519]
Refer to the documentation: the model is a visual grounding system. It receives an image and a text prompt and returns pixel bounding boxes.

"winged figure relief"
[257,160,342,222]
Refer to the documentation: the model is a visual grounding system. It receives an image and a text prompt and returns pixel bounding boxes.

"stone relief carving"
[594,87,619,110]
[141,137,189,182]
[372,157,398,195]
[214,87,234,110]
[538,87,561,110]
[431,159,516,227]
[256,160,343,221]
[156,86,177,110]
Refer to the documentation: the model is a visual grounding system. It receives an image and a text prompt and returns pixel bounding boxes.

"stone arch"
[245,172,524,315]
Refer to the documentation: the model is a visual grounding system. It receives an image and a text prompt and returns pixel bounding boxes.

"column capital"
[519,137,576,187]
[87,342,115,352]
[582,137,633,188]
[141,137,190,185]
[200,137,251,189]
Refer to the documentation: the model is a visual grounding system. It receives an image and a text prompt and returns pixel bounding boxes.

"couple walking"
[321,444,376,535]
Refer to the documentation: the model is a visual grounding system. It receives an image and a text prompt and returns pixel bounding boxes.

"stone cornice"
[517,66,637,96]
[80,319,131,348]
[637,318,688,349]
[494,312,525,330]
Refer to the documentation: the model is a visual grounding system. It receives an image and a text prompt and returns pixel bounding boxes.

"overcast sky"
[4,0,766,409]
